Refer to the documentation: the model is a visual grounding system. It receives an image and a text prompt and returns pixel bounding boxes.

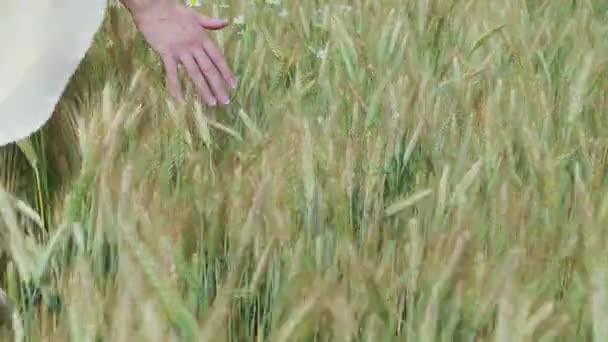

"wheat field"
[2,0,608,341]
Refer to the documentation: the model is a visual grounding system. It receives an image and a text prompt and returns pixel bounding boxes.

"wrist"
[120,0,173,20]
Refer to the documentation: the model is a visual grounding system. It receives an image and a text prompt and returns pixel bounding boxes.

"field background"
[3,0,608,340]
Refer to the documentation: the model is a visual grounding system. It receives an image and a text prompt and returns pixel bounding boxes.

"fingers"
[164,11,235,106]
[201,38,238,89]
[179,53,217,106]
[192,49,230,104]
[161,55,183,102]
[196,14,228,30]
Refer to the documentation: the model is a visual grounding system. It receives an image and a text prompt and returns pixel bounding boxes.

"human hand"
[125,1,237,105]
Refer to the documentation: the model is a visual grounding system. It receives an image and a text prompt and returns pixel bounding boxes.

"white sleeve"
[0,0,107,146]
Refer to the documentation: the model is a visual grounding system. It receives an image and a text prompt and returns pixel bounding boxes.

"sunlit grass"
[3,0,608,340]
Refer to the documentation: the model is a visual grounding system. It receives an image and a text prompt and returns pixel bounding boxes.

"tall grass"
[2,0,608,340]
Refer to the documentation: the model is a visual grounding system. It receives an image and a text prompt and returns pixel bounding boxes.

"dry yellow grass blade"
[385,189,433,217]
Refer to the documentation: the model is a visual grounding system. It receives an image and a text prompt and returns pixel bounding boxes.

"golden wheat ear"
[0,143,35,293]
[0,286,22,342]
[0,145,35,213]
[0,287,13,339]
[41,109,82,202]
[0,286,23,342]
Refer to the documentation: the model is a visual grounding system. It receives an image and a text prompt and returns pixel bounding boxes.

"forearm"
[118,0,172,17]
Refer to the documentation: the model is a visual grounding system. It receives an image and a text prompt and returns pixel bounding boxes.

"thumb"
[196,15,229,30]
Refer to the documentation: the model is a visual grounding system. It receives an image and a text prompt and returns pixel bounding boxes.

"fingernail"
[230,78,238,89]
[217,94,230,104]
[209,99,217,106]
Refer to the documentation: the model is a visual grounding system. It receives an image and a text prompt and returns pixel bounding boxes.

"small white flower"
[308,45,329,60]
[185,0,202,7]
[315,48,327,60]
[278,8,289,18]
[233,15,245,25]
[265,0,281,5]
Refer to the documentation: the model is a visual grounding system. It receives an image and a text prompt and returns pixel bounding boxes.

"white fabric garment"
[0,0,107,146]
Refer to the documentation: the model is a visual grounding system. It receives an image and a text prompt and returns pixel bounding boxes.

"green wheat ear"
[15,139,48,236]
